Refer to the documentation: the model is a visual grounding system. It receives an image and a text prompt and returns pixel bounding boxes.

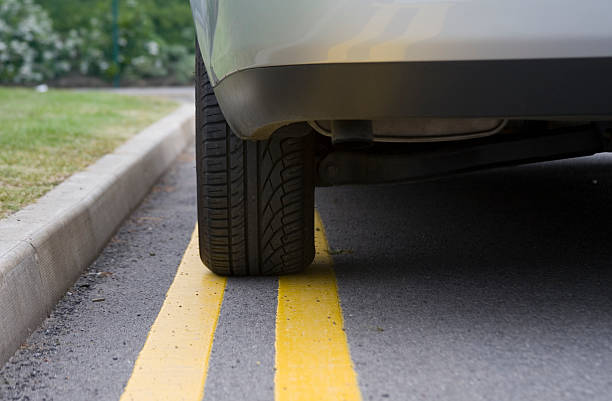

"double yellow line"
[120,212,361,401]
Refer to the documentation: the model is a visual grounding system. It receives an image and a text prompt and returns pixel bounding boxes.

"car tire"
[195,46,315,276]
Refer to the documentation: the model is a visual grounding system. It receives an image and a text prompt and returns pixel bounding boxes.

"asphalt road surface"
[2,143,612,401]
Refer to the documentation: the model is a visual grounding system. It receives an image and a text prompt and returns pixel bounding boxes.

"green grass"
[0,88,178,218]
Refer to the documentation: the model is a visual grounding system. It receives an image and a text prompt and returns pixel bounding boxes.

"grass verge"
[0,88,178,218]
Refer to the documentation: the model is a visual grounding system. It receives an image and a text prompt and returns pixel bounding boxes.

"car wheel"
[195,46,315,275]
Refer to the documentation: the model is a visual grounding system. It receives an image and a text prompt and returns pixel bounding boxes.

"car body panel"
[212,58,612,139]
[191,0,612,85]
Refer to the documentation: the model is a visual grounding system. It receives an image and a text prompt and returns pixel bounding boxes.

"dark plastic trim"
[213,58,612,139]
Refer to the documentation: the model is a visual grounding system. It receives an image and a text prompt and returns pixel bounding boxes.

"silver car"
[189,0,612,275]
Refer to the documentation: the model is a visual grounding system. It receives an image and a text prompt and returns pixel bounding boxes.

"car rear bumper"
[214,58,612,139]
[191,0,612,85]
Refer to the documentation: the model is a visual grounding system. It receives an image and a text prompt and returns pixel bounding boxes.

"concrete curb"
[0,104,195,365]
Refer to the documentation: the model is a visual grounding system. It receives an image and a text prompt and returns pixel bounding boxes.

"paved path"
[107,86,194,103]
[2,146,612,401]
[76,86,195,103]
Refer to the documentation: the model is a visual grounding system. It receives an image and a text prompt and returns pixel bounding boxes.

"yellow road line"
[275,212,362,401]
[120,227,226,401]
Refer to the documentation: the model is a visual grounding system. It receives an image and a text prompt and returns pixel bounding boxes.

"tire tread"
[195,47,314,276]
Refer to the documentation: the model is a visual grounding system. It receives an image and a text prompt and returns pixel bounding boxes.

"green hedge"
[0,0,194,85]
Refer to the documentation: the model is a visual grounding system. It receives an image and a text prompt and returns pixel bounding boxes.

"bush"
[38,0,195,84]
[0,0,195,85]
[0,0,74,83]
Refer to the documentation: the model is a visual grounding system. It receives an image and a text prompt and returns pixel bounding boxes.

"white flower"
[79,60,89,74]
[146,41,159,56]
[131,56,147,66]
[19,63,32,76]
[57,61,70,72]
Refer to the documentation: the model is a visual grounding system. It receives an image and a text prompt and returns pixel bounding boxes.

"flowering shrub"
[0,0,194,85]
[0,0,74,83]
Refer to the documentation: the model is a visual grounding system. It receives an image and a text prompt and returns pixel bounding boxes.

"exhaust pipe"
[331,120,374,149]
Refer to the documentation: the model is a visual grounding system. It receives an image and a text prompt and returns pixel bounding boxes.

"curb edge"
[0,103,195,365]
